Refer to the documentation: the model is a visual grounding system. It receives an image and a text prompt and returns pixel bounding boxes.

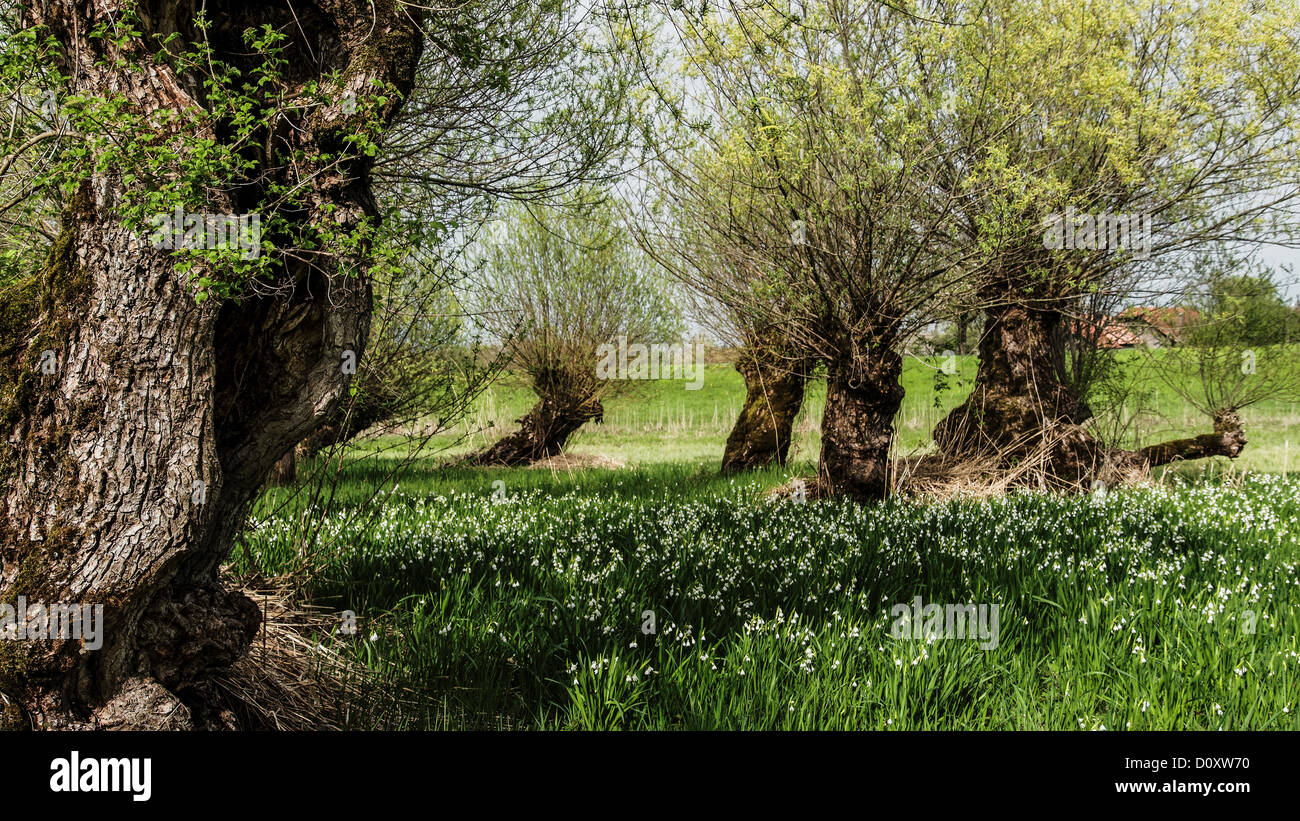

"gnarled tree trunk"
[721,352,809,473]
[932,270,1250,488]
[464,395,604,467]
[464,365,605,467]
[1125,409,1247,469]
[933,273,1090,467]
[818,345,905,502]
[0,0,423,729]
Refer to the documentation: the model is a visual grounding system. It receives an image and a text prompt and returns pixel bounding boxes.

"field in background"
[381,353,1300,476]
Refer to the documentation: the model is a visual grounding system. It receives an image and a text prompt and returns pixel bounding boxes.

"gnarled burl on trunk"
[0,1,423,729]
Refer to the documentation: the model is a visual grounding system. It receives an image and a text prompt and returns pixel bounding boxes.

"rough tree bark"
[721,350,809,473]
[0,1,423,729]
[818,344,905,502]
[932,271,1090,467]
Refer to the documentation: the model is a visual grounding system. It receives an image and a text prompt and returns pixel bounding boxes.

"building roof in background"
[1067,315,1142,349]
[1118,306,1201,342]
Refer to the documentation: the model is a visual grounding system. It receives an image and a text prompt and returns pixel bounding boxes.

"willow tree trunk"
[1127,410,1248,469]
[931,273,1245,486]
[297,365,413,458]
[818,346,905,502]
[0,1,423,729]
[464,395,604,467]
[721,354,809,473]
[933,276,1090,466]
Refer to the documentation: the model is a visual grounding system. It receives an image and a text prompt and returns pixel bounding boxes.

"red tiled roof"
[1118,306,1201,341]
[1067,315,1142,349]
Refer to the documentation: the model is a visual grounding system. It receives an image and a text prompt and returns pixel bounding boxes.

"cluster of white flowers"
[241,473,1300,729]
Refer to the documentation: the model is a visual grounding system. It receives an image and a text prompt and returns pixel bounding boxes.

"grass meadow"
[230,355,1300,729]
[431,353,1300,474]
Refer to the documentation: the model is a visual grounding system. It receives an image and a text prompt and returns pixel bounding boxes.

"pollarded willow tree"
[284,0,643,473]
[718,313,814,474]
[462,195,681,465]
[643,0,983,500]
[0,0,640,729]
[924,0,1300,479]
[648,234,813,474]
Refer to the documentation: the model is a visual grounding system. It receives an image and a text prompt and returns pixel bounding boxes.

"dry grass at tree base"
[205,579,396,730]
[525,452,628,471]
[768,426,1156,504]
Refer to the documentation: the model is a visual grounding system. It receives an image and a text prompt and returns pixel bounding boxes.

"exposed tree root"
[904,411,1247,499]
